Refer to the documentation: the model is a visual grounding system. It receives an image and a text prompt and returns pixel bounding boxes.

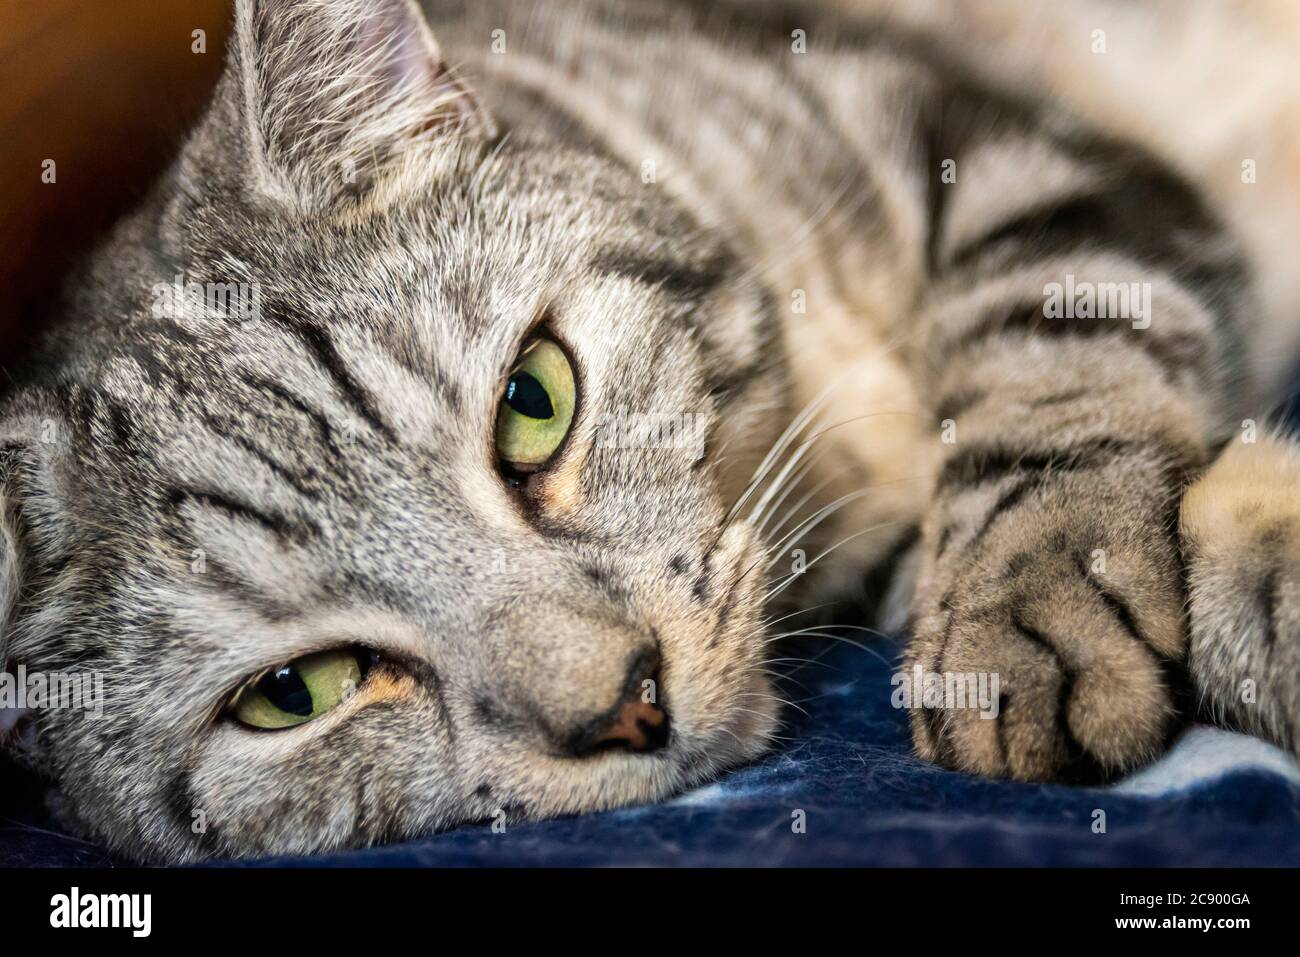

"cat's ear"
[208,0,493,209]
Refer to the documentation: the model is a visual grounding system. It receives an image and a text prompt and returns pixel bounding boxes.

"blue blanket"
[3,389,1299,867]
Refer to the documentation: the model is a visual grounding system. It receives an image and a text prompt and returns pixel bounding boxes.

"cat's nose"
[565,648,670,756]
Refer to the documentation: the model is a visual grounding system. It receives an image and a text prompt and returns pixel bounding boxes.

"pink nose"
[564,648,671,755]
[589,697,670,753]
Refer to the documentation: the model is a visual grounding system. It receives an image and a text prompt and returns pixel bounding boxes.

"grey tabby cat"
[1,0,1296,862]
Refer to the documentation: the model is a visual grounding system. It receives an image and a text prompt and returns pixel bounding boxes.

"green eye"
[230,648,363,730]
[495,337,576,471]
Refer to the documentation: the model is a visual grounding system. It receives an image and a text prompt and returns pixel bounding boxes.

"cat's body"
[0,0,1296,862]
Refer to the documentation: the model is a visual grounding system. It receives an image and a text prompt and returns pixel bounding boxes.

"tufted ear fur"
[190,0,493,211]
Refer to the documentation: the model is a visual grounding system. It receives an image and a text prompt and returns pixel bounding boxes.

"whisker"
[743,429,826,531]
[773,630,900,669]
[759,467,844,543]
[764,518,906,600]
[761,490,881,574]
[722,379,839,531]
[762,601,842,629]
[750,447,831,537]
[748,410,920,534]
[817,623,900,640]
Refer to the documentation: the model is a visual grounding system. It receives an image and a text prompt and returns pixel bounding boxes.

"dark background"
[0,0,231,358]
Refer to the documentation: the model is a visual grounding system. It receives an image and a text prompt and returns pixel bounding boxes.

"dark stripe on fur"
[237,371,350,473]
[934,386,988,424]
[195,554,302,622]
[937,436,1147,493]
[943,301,1207,384]
[198,409,322,501]
[1260,567,1280,650]
[167,487,306,540]
[916,74,1037,269]
[271,315,397,443]
[937,385,1097,427]
[1075,555,1160,657]
[1009,613,1087,757]
[945,158,1245,317]
[941,475,1041,557]
[591,247,731,301]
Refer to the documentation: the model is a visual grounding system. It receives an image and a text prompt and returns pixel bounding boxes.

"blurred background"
[819,0,1300,394]
[0,0,229,356]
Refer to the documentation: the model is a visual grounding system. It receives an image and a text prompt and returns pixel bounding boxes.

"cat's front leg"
[892,83,1256,781]
[904,377,1199,781]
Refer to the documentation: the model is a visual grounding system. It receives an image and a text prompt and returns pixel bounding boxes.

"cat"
[0,0,1296,862]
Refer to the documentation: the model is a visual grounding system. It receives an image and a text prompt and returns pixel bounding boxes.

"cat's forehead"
[187,140,733,398]
[201,140,706,353]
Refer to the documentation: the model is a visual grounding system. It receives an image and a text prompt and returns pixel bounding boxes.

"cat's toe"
[907,550,1182,782]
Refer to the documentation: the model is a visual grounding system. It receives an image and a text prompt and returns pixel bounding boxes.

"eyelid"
[498,312,553,386]
[515,337,543,366]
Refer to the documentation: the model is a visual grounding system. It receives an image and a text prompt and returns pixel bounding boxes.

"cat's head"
[0,0,789,861]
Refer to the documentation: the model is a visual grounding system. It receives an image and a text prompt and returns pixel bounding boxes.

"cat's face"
[0,0,789,861]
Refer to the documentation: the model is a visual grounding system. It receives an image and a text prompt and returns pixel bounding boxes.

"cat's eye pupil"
[494,337,574,474]
[505,372,554,420]
[256,665,314,717]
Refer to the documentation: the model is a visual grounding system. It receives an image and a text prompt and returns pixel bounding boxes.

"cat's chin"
[725,669,783,759]
[633,668,780,798]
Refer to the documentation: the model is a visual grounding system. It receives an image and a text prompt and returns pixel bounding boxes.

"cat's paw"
[1182,433,1300,754]
[906,473,1188,782]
